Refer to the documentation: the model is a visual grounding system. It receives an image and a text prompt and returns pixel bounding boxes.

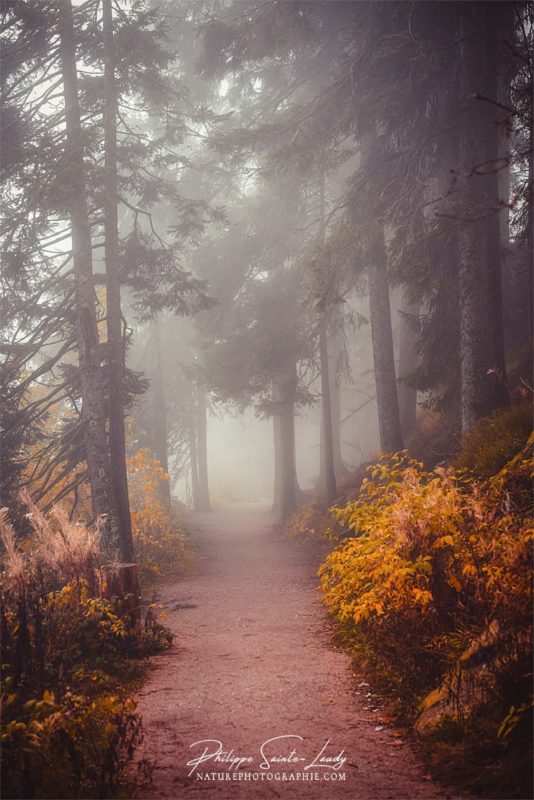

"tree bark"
[485,2,509,407]
[195,381,210,511]
[278,400,297,520]
[272,361,298,520]
[360,133,403,453]
[397,293,419,437]
[435,99,462,429]
[319,315,337,504]
[496,3,513,353]
[103,0,134,561]
[189,409,200,511]
[58,0,119,552]
[528,94,534,344]
[457,4,506,432]
[496,1,512,251]
[320,325,344,481]
[272,413,283,515]
[150,320,171,509]
[317,165,337,502]
[330,340,345,479]
[367,226,404,453]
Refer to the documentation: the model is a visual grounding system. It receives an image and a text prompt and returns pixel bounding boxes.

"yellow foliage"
[318,449,533,707]
[127,448,193,582]
[0,502,170,799]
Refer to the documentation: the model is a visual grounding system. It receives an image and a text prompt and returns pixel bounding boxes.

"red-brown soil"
[131,504,457,800]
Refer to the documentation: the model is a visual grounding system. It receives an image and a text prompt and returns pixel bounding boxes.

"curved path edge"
[130,504,454,800]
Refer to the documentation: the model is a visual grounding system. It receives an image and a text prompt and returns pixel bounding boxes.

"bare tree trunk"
[103,0,134,561]
[497,3,513,353]
[272,414,283,515]
[272,361,298,520]
[330,336,345,478]
[150,320,171,509]
[278,399,297,520]
[496,1,512,252]
[320,327,344,480]
[528,103,534,344]
[319,316,337,504]
[457,4,504,432]
[58,0,118,552]
[485,2,509,407]
[318,167,337,502]
[368,227,404,453]
[397,293,419,437]
[195,381,210,511]
[523,61,534,345]
[360,133,403,453]
[189,411,200,511]
[435,99,462,430]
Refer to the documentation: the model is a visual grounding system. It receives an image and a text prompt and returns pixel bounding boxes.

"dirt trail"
[131,504,452,800]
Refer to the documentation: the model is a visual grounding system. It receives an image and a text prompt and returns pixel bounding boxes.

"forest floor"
[129,503,456,800]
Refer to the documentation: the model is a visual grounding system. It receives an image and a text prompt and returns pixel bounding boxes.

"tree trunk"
[317,165,337,501]
[397,292,419,437]
[58,0,119,552]
[99,563,140,633]
[102,0,134,561]
[496,0,512,252]
[435,99,462,430]
[319,315,337,504]
[150,320,171,509]
[189,417,200,511]
[528,96,534,344]
[319,320,345,483]
[360,133,403,454]
[195,381,210,511]
[497,3,513,353]
[523,72,534,345]
[272,413,283,515]
[272,362,298,520]
[485,2,509,407]
[330,350,345,479]
[367,227,404,453]
[457,4,505,432]
[278,399,297,520]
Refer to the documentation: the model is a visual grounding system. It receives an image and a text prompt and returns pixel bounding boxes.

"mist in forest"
[2,0,532,532]
[1,2,533,798]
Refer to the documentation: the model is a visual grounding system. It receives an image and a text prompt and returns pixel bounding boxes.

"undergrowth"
[293,416,533,798]
[0,497,172,800]
[128,448,194,583]
[455,400,532,478]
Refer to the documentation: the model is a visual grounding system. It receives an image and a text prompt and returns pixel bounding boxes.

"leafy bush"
[284,504,334,540]
[128,448,193,583]
[319,443,533,793]
[455,400,532,478]
[2,689,141,800]
[0,502,170,799]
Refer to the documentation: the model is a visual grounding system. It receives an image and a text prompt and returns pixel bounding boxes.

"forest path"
[131,504,450,800]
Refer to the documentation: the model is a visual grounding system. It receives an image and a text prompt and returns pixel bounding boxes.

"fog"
[2,0,531,529]
[133,286,385,512]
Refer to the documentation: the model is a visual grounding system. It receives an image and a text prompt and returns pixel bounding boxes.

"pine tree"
[57,0,119,550]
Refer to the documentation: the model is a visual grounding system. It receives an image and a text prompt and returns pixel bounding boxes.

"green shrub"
[1,688,141,799]
[455,400,532,478]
